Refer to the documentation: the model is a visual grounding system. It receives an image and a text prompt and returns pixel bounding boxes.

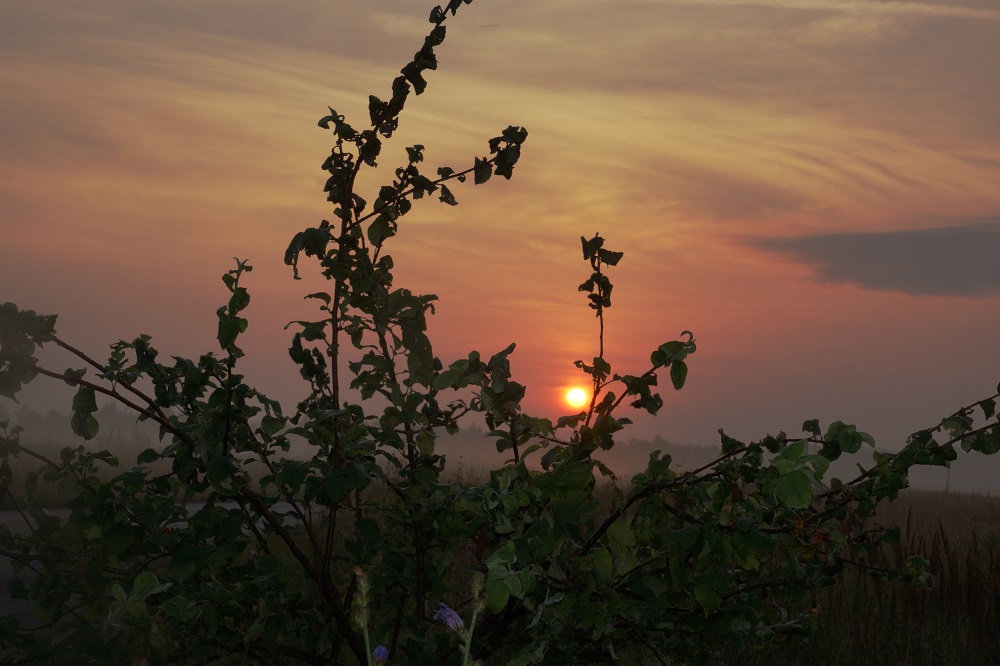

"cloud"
[657,0,1000,21]
[748,219,1000,296]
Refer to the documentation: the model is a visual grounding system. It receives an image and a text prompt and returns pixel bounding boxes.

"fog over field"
[3,401,997,496]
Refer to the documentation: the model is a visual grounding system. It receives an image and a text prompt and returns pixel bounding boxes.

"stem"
[239,486,366,662]
[390,601,405,658]
[576,445,749,557]
[463,609,479,666]
[221,356,236,456]
[360,603,373,666]
[375,326,429,605]
[508,416,520,463]
[584,248,604,430]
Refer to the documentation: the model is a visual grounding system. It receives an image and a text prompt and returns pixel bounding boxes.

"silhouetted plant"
[2,1,1000,664]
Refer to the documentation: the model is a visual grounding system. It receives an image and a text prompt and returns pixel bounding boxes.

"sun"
[565,387,589,410]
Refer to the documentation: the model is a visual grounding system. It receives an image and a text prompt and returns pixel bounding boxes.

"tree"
[2,1,999,663]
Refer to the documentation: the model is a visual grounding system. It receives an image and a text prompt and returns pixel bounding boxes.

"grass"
[732,490,1000,666]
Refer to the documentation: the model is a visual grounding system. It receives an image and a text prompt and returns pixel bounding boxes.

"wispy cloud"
[659,0,1000,21]
[747,219,1000,296]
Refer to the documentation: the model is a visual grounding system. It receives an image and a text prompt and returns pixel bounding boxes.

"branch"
[32,366,191,444]
[576,445,749,557]
[238,486,366,662]
[357,158,490,232]
[51,334,177,428]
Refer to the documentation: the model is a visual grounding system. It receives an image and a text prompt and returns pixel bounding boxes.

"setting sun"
[565,387,589,410]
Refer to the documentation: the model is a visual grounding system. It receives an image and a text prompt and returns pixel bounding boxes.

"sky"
[2,0,999,479]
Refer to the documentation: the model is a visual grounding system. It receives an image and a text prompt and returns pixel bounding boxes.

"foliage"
[2,1,1000,664]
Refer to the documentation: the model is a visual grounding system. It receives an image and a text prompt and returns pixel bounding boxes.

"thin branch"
[576,444,749,557]
[32,366,190,443]
[238,486,366,662]
[622,615,670,666]
[51,334,177,427]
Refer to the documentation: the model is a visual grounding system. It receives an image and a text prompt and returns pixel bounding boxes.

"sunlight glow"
[565,387,589,410]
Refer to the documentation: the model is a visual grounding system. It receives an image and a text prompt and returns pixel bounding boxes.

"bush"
[2,1,999,663]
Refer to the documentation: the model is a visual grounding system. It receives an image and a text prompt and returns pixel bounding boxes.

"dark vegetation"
[4,419,999,664]
[2,1,1000,664]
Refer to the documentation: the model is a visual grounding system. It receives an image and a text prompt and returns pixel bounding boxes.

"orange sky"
[2,0,999,459]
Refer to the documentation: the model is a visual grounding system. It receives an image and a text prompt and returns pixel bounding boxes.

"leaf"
[490,540,517,567]
[693,569,724,615]
[317,107,339,129]
[227,286,251,313]
[217,316,247,350]
[349,461,372,491]
[438,184,458,206]
[276,460,310,491]
[591,550,614,582]
[405,144,425,163]
[776,439,808,461]
[401,61,429,95]
[161,595,199,622]
[137,448,160,464]
[206,455,238,484]
[474,157,493,184]
[504,572,525,596]
[607,518,634,549]
[773,470,813,509]
[981,398,996,420]
[486,577,510,613]
[805,453,830,479]
[355,517,382,551]
[70,410,99,440]
[131,571,171,600]
[597,248,624,266]
[70,386,99,440]
[592,356,611,379]
[433,368,464,390]
[324,474,353,505]
[259,414,285,437]
[72,384,97,413]
[581,235,603,260]
[556,413,586,429]
[304,291,332,307]
[670,360,688,390]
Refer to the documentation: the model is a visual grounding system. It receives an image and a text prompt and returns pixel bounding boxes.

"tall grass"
[733,490,1000,666]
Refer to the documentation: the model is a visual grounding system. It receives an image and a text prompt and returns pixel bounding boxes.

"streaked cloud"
[747,219,1000,296]
[658,0,1000,20]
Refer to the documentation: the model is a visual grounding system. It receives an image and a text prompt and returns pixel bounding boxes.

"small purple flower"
[433,603,465,633]
[372,645,388,664]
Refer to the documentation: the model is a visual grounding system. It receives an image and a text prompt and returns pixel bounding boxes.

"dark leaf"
[670,360,688,390]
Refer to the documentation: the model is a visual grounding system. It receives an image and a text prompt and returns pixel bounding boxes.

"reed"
[733,489,1000,665]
